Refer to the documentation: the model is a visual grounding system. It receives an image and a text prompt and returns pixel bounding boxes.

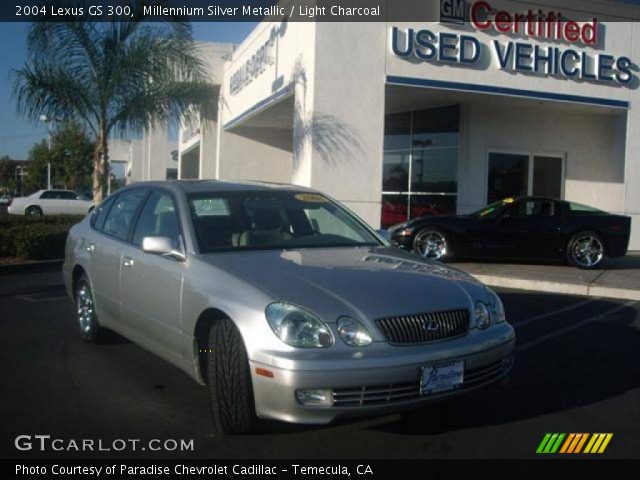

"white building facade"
[180,0,640,250]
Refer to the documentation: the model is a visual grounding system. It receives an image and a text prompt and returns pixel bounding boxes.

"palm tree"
[13,2,214,203]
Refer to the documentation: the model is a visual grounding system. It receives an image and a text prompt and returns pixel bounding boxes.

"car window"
[40,191,59,199]
[510,200,554,218]
[92,196,117,232]
[188,191,380,253]
[568,202,603,213]
[102,189,147,241]
[132,191,181,247]
[61,191,79,200]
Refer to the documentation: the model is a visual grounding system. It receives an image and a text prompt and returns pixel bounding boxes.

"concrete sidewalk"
[451,253,640,301]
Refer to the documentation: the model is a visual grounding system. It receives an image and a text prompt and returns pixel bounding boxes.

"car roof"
[115,180,317,195]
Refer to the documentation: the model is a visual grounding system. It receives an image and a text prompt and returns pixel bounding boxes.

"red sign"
[470,1,598,46]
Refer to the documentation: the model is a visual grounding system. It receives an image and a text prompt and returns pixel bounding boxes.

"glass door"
[487,152,529,203]
[487,151,564,203]
[532,155,564,198]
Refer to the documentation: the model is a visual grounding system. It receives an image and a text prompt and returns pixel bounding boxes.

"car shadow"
[447,253,640,271]
[365,297,639,436]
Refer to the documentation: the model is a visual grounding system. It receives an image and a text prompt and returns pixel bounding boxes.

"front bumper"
[250,328,515,424]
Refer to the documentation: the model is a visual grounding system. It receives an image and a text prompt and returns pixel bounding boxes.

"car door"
[60,191,86,214]
[493,199,562,259]
[119,189,184,358]
[38,191,62,214]
[88,189,149,324]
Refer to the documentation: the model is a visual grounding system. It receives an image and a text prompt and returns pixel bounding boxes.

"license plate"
[421,360,464,395]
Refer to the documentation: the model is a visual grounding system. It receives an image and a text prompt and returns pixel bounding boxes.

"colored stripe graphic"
[537,433,613,454]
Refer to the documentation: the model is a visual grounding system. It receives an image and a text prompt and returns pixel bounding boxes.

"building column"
[292,23,387,228]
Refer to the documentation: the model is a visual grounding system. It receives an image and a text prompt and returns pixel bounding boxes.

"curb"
[0,259,63,275]
[472,273,640,302]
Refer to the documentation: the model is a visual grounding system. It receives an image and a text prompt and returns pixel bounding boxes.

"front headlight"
[265,303,333,348]
[475,301,490,329]
[337,317,373,347]
[487,289,506,324]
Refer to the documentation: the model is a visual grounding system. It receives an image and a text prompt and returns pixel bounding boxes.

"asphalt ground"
[1,269,639,459]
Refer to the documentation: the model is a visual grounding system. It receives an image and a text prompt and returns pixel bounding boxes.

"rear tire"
[25,205,42,216]
[566,231,606,269]
[207,318,256,435]
[413,227,450,260]
[75,274,104,342]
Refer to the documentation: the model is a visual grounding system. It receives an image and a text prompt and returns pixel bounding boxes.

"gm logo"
[440,0,466,24]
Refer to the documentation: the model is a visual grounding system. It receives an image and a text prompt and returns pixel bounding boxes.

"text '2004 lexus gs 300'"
[63,180,515,434]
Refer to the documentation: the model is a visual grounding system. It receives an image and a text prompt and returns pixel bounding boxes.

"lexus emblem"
[424,320,440,332]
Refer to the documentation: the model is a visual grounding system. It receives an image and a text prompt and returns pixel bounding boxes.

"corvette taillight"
[609,225,623,231]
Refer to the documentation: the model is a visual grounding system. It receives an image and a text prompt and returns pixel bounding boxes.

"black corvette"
[388,197,631,269]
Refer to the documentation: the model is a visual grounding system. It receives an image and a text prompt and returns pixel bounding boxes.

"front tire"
[413,227,450,260]
[566,231,606,269]
[75,274,104,342]
[207,318,256,435]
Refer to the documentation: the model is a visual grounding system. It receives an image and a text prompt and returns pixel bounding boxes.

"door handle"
[85,243,95,253]
[122,257,135,268]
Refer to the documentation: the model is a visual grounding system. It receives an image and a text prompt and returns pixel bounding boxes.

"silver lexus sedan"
[63,181,515,434]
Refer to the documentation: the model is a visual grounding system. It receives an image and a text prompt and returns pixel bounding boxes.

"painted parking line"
[514,298,598,328]
[14,293,69,303]
[516,300,638,352]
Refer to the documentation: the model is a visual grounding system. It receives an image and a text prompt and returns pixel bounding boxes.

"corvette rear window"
[568,202,603,213]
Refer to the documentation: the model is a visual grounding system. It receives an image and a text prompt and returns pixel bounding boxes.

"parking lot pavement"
[451,253,640,301]
[1,270,639,459]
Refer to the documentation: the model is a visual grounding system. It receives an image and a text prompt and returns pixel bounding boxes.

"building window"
[487,151,564,203]
[381,106,459,228]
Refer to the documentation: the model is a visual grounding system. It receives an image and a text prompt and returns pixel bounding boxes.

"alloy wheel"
[77,283,95,335]
[570,234,604,268]
[414,230,447,259]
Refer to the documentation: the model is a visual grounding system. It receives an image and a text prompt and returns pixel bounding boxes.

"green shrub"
[0,215,83,260]
[12,224,71,260]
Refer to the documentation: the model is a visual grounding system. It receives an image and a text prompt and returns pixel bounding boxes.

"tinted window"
[102,190,147,241]
[132,191,181,247]
[510,200,555,218]
[568,202,603,213]
[61,191,79,200]
[93,196,117,231]
[40,191,59,199]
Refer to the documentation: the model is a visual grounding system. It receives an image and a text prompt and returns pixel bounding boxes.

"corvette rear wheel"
[567,231,606,269]
[413,228,449,260]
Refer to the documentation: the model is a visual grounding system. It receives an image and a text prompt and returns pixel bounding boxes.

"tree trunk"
[92,128,109,203]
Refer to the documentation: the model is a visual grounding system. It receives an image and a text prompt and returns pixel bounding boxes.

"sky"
[0,22,257,160]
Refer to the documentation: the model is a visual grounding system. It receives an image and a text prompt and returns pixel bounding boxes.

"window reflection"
[381,105,459,228]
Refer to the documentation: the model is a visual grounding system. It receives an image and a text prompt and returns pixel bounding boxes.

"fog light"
[296,389,333,406]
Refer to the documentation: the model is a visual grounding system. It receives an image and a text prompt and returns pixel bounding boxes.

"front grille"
[331,358,512,407]
[376,309,470,345]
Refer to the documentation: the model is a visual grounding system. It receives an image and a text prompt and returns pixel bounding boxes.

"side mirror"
[142,236,186,261]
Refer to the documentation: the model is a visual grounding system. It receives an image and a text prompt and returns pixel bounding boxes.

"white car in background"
[8,189,94,216]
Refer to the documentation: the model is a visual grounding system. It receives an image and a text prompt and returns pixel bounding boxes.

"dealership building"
[178,0,640,249]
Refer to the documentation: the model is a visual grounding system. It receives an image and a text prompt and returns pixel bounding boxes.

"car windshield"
[188,191,381,253]
[468,198,516,219]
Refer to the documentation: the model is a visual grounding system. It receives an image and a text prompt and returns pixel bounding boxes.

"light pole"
[39,115,53,190]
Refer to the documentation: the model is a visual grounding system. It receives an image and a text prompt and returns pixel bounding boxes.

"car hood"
[199,246,488,325]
